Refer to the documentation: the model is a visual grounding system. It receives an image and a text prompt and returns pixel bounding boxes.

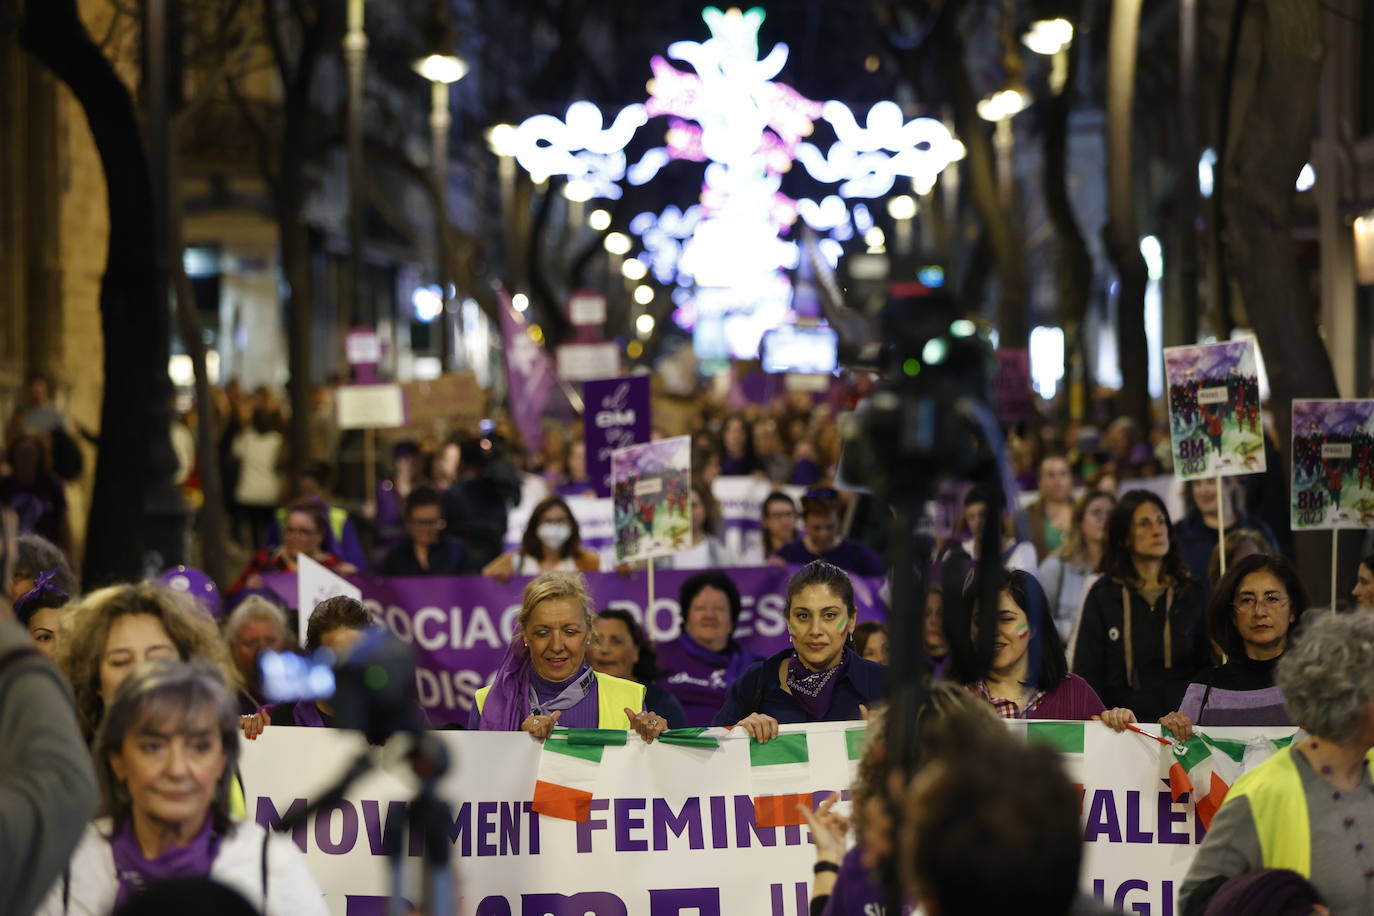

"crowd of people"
[7,373,1374,914]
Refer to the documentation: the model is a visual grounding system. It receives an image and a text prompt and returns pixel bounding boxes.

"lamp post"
[412,0,468,370]
[344,0,367,333]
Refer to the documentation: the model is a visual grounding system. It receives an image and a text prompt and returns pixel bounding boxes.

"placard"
[557,342,623,382]
[584,376,651,498]
[1291,399,1374,529]
[335,384,406,430]
[612,436,692,563]
[238,721,1297,915]
[1163,341,1266,479]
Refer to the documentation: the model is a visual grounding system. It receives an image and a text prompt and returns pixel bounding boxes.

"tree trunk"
[1217,0,1337,597]
[1040,30,1093,427]
[934,5,1027,347]
[20,0,171,587]
[1105,0,1151,431]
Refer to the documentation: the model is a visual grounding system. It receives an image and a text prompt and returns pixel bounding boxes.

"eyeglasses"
[1233,594,1289,612]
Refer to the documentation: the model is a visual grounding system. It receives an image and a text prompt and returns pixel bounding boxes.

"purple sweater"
[821,846,911,916]
[972,673,1108,720]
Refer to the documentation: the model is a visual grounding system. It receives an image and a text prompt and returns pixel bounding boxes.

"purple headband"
[14,569,69,621]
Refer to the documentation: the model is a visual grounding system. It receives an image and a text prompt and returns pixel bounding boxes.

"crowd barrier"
[240,721,1297,916]
[262,568,889,726]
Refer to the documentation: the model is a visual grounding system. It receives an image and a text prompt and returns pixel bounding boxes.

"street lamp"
[412,0,468,369]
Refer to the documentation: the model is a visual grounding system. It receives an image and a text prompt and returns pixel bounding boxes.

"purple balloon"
[158,566,222,619]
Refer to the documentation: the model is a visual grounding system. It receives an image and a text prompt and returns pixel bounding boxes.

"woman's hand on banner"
[1157,711,1194,742]
[735,712,781,743]
[627,708,669,743]
[1094,707,1138,733]
[522,710,562,741]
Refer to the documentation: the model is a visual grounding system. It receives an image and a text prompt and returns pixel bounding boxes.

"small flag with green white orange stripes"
[532,729,627,822]
[749,732,812,829]
[1164,730,1292,829]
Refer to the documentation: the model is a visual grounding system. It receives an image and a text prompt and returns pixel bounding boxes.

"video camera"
[259,629,425,745]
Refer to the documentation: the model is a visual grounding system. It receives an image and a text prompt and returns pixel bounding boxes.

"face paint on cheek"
[1015,622,1030,641]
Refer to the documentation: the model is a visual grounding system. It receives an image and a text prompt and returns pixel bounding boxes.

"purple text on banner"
[583,376,651,498]
[263,567,887,726]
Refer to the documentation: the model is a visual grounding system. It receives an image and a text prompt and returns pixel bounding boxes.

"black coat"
[1072,576,1210,721]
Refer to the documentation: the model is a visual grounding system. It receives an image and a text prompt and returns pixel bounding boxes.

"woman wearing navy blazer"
[713,561,886,741]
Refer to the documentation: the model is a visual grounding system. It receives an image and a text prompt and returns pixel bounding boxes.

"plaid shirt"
[970,680,1046,720]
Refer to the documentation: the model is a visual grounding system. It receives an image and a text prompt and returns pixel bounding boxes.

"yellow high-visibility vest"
[475,671,645,730]
[1225,745,1374,877]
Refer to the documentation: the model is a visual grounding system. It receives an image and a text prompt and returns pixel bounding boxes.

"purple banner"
[583,376,651,498]
[498,287,556,452]
[263,566,887,726]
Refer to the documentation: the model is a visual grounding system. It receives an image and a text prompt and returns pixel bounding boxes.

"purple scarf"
[292,699,328,727]
[479,640,535,731]
[679,633,756,685]
[786,649,851,720]
[530,664,600,729]
[111,816,222,909]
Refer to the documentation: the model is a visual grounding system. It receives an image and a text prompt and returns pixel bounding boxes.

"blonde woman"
[471,571,667,743]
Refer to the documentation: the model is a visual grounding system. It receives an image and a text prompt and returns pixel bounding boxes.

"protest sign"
[401,372,484,430]
[262,567,889,727]
[1163,341,1266,479]
[612,436,692,564]
[240,721,1296,915]
[295,555,362,642]
[498,287,556,451]
[557,342,623,382]
[994,348,1033,424]
[1291,399,1374,530]
[584,377,651,498]
[336,384,406,430]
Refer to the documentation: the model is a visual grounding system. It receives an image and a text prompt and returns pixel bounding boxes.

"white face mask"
[538,522,572,551]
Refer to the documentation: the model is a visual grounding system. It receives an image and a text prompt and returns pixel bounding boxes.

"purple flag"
[584,376,651,498]
[263,566,888,726]
[498,287,556,453]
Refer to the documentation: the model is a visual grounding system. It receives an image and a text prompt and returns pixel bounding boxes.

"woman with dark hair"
[657,483,736,570]
[852,621,888,665]
[712,561,886,740]
[719,414,761,476]
[0,434,72,556]
[656,571,762,726]
[1158,554,1307,740]
[1206,527,1273,590]
[13,568,70,660]
[591,610,689,729]
[268,596,376,728]
[36,660,326,915]
[957,484,1036,573]
[757,491,799,563]
[1174,477,1279,588]
[1071,490,1210,722]
[228,499,356,595]
[482,496,601,582]
[1351,554,1374,611]
[958,569,1134,725]
[775,488,885,577]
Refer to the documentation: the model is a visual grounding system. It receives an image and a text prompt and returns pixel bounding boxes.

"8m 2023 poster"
[1291,399,1374,530]
[1164,340,1266,480]
[611,436,692,564]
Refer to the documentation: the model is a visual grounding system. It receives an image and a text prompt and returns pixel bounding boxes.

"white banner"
[239,721,1296,916]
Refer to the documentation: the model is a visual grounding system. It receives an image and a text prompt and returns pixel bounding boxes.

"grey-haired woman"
[1180,612,1374,915]
[37,659,327,915]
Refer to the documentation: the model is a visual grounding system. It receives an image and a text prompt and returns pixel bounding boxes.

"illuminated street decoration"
[503,6,963,360]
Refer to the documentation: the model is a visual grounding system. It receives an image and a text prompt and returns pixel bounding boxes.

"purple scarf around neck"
[786,649,851,720]
[111,815,222,909]
[292,699,328,727]
[679,632,756,685]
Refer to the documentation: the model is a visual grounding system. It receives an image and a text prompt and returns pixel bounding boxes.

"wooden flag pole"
[1215,469,1227,576]
[1332,528,1339,613]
